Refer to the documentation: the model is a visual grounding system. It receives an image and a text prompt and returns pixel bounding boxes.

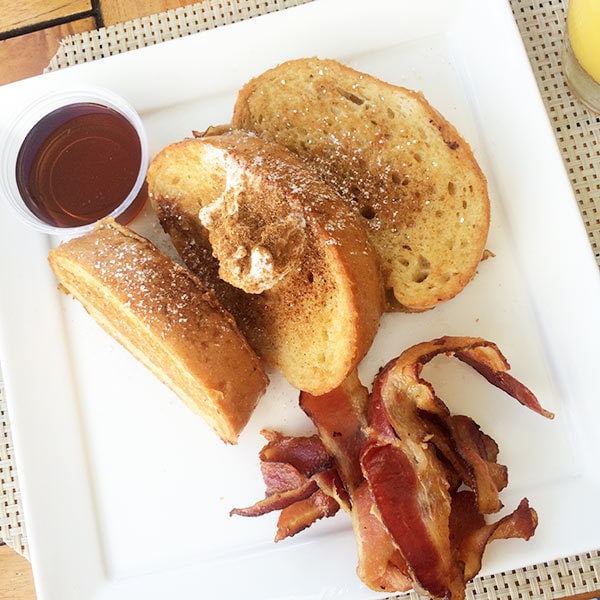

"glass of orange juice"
[562,0,600,112]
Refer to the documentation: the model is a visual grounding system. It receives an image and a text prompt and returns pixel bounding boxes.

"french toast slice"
[48,218,268,444]
[146,131,383,395]
[232,57,491,312]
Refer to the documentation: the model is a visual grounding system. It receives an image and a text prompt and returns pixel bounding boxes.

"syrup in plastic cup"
[562,0,600,113]
[0,87,149,236]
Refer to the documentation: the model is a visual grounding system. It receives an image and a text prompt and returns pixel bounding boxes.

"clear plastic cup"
[0,86,149,236]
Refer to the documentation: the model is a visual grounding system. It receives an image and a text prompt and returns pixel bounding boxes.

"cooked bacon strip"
[260,461,306,495]
[231,337,550,600]
[230,429,336,519]
[417,413,471,493]
[450,490,538,581]
[312,469,351,513]
[259,430,332,476]
[351,481,413,593]
[418,411,509,516]
[231,431,344,532]
[361,440,464,600]
[272,469,346,541]
[276,489,340,541]
[302,374,415,591]
[362,336,551,599]
[300,370,369,491]
[380,336,553,419]
[231,468,345,540]
[376,336,550,516]
[230,478,319,517]
[366,350,464,598]
[455,345,554,419]
[447,414,508,514]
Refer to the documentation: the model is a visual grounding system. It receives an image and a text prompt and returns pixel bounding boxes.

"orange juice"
[567,0,600,84]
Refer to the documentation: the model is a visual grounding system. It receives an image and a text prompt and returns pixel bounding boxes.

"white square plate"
[1,1,599,599]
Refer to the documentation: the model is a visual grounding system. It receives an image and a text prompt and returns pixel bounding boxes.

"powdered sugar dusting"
[73,224,232,340]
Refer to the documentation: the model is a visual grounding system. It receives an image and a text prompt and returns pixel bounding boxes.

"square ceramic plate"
[1,0,599,599]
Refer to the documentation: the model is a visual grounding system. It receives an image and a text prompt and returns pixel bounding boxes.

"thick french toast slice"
[147,131,383,395]
[232,58,491,312]
[48,218,268,444]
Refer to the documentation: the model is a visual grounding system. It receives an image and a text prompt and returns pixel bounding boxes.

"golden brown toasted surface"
[232,57,491,312]
[147,132,384,395]
[48,218,268,444]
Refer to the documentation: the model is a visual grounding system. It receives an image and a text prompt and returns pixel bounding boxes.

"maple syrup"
[15,102,146,228]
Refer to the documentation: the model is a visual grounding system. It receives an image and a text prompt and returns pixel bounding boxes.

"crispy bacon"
[446,414,508,514]
[258,430,332,476]
[230,430,344,538]
[276,488,339,541]
[229,477,320,518]
[374,337,552,523]
[260,461,305,495]
[455,345,554,419]
[361,440,464,599]
[302,373,416,590]
[300,370,369,492]
[417,413,472,493]
[363,337,551,597]
[231,337,553,600]
[364,355,464,598]
[379,336,554,421]
[351,481,413,593]
[311,469,351,513]
[450,490,538,581]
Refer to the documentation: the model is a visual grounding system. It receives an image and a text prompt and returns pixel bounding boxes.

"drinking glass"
[562,0,600,112]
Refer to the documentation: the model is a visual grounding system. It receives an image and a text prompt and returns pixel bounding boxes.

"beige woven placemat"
[1,1,599,598]
[45,0,313,68]
[513,0,600,266]
[0,373,28,556]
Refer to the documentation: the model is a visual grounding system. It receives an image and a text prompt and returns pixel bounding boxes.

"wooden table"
[0,0,191,85]
[0,544,35,600]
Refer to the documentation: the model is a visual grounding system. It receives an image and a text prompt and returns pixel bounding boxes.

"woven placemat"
[1,1,599,598]
[512,0,600,265]
[0,373,28,556]
[45,0,313,68]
